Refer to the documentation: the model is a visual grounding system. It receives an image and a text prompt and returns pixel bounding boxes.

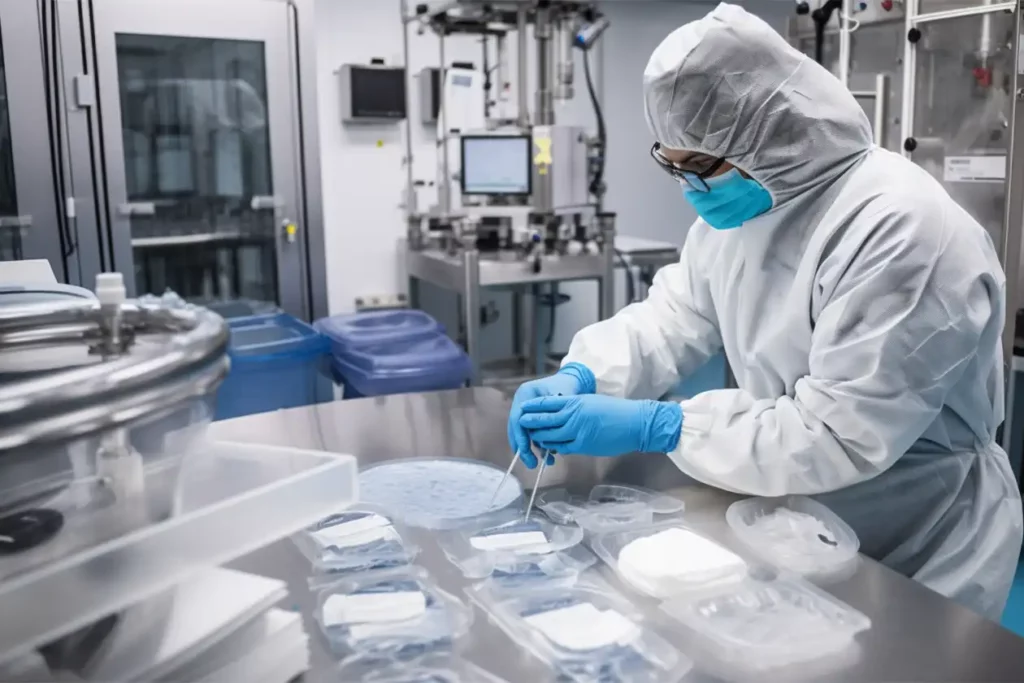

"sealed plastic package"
[591,521,747,598]
[467,580,690,682]
[358,458,524,530]
[661,571,871,671]
[535,485,684,533]
[316,567,472,659]
[294,505,418,575]
[726,496,859,577]
[438,516,592,585]
[337,653,509,683]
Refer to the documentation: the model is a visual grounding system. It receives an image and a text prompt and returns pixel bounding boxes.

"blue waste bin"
[331,334,472,399]
[315,310,444,357]
[215,313,332,419]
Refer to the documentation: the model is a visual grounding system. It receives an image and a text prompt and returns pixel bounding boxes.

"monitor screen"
[460,135,532,195]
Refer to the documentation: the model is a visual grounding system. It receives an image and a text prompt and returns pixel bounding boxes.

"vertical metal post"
[512,290,523,358]
[899,0,919,159]
[534,5,554,126]
[517,6,530,128]
[598,220,616,321]
[532,283,545,377]
[400,0,416,219]
[998,11,1024,450]
[872,73,889,148]
[838,0,852,87]
[438,30,451,216]
[462,246,481,384]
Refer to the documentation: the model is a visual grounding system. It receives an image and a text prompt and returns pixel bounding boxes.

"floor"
[1004,560,1024,636]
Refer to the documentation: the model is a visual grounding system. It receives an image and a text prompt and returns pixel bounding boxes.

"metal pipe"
[910,1,1013,24]
[496,33,508,113]
[872,73,888,148]
[516,5,529,128]
[555,15,574,100]
[438,30,451,216]
[979,0,993,65]
[900,0,918,159]
[838,0,851,87]
[535,4,554,126]
[400,0,416,218]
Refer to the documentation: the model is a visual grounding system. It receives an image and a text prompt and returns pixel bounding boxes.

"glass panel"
[0,26,23,262]
[911,14,1013,244]
[796,20,904,152]
[116,34,278,304]
[919,0,1011,14]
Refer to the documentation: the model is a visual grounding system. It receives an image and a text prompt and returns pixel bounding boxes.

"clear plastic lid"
[590,521,748,599]
[467,580,690,683]
[726,496,859,577]
[358,458,524,530]
[294,504,419,573]
[438,516,584,579]
[661,571,871,671]
[337,653,509,683]
[315,310,444,350]
[484,545,598,593]
[315,566,472,660]
[535,485,683,533]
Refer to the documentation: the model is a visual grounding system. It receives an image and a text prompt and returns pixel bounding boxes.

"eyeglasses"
[650,142,726,193]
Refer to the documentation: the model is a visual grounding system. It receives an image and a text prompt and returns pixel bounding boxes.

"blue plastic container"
[332,334,472,399]
[315,310,444,357]
[215,313,332,420]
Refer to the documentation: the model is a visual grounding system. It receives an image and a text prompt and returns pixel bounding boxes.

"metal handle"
[250,195,283,211]
[0,215,32,229]
[118,202,155,217]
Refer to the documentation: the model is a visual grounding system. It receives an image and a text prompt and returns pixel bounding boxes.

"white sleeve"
[667,206,1003,496]
[562,233,722,400]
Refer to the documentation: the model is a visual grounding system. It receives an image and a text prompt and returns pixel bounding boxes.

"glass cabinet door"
[91,0,307,316]
[0,1,68,279]
[908,12,1013,251]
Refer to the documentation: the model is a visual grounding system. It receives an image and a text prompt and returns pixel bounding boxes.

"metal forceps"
[488,449,551,522]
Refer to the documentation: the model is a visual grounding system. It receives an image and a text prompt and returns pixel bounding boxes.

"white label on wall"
[943,156,1006,183]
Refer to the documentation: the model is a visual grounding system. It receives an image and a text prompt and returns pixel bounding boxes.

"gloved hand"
[518,394,683,458]
[508,363,596,467]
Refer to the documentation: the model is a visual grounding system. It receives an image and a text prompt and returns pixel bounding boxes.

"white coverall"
[563,3,1024,619]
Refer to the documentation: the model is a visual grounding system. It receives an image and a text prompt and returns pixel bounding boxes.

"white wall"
[314,0,796,358]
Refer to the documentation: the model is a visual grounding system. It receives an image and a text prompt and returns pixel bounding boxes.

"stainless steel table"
[215,388,1024,682]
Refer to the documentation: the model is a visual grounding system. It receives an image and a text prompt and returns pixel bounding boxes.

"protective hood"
[643,3,872,209]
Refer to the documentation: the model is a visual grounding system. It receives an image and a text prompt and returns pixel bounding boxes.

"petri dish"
[358,458,524,530]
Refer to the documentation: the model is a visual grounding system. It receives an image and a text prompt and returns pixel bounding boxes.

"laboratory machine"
[401,0,621,385]
[0,269,357,680]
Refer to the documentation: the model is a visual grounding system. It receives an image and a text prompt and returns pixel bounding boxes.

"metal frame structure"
[0,0,328,320]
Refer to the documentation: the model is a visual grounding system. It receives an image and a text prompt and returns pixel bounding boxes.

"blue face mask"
[682,169,773,230]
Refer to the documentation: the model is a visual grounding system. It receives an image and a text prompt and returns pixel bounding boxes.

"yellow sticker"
[534,136,553,166]
[286,223,297,235]
[376,140,384,148]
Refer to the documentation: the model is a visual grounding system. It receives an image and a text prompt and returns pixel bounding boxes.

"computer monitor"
[460,135,532,196]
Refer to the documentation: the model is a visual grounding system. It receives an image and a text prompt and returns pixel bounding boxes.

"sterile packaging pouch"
[660,571,871,672]
[315,566,472,660]
[590,521,748,599]
[337,652,510,683]
[294,505,419,573]
[726,496,859,578]
[437,516,585,579]
[479,544,599,593]
[536,485,683,534]
[466,579,690,683]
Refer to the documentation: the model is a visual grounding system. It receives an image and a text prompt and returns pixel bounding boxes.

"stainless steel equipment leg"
[533,283,545,377]
[599,242,616,321]
[512,290,523,358]
[408,276,420,309]
[463,248,481,384]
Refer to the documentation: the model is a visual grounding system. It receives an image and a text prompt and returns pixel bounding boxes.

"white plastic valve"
[95,272,126,306]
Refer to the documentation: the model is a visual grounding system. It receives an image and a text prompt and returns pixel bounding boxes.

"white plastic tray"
[0,440,357,660]
[726,496,859,577]
[661,572,871,671]
[590,521,747,598]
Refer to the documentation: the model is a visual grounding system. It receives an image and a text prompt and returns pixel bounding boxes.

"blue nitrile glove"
[508,362,596,468]
[518,394,683,457]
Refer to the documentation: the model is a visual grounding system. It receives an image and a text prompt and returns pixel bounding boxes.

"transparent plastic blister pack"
[358,458,525,530]
[337,653,510,683]
[467,581,690,683]
[535,485,683,534]
[661,572,871,671]
[591,521,748,599]
[316,567,472,660]
[295,505,419,573]
[438,515,587,581]
[726,496,859,577]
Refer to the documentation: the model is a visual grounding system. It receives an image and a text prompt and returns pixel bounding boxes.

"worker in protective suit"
[508,3,1023,619]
